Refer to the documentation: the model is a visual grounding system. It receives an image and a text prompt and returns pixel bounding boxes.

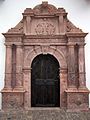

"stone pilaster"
[4,45,12,90]
[68,45,76,88]
[29,68,31,108]
[78,45,86,87]
[59,15,64,33]
[23,68,31,109]
[60,68,67,108]
[26,16,31,35]
[14,45,23,90]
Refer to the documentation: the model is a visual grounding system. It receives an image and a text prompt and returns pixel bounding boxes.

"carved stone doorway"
[31,54,60,107]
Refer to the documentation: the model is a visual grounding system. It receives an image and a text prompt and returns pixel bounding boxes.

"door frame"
[31,54,60,107]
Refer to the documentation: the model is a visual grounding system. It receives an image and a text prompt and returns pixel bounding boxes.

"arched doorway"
[31,54,60,107]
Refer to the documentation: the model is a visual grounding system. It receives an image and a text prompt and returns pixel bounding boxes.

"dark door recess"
[31,54,60,107]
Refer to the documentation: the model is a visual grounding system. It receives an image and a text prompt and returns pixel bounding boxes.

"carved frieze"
[35,18,55,35]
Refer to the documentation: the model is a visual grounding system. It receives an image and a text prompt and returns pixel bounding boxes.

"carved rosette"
[35,19,55,35]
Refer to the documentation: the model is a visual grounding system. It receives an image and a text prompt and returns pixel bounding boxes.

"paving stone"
[0,109,90,120]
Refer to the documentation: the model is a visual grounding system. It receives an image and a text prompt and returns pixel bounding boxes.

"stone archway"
[31,54,60,107]
[23,46,67,108]
[24,46,67,69]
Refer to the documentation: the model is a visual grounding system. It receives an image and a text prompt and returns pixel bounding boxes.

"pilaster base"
[65,87,90,112]
[13,86,25,92]
[1,87,12,92]
[1,91,25,111]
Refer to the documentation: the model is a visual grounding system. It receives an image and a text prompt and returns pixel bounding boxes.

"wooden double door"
[31,54,60,107]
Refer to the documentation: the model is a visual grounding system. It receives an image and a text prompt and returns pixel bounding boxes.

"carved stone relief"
[35,18,55,35]
[2,93,24,110]
[33,2,57,14]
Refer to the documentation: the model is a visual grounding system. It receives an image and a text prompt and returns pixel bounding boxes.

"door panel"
[31,54,60,107]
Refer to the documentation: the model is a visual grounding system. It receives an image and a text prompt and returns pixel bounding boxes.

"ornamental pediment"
[4,2,85,38]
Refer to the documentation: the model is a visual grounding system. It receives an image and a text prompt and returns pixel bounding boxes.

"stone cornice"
[23,12,67,17]
[66,32,88,37]
[23,2,67,17]
[2,33,24,38]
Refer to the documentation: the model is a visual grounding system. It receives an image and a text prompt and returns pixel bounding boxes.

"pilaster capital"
[79,44,85,48]
[5,43,12,47]
[6,45,12,48]
[67,44,75,48]
[16,44,23,48]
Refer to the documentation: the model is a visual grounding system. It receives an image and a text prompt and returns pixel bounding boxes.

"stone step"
[0,108,90,120]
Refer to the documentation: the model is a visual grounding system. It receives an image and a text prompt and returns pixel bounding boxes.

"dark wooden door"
[31,54,60,107]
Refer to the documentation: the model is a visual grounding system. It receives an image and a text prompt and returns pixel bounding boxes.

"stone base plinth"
[65,87,90,111]
[1,91,25,110]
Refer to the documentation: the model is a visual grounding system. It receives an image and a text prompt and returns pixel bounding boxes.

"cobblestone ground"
[0,108,90,120]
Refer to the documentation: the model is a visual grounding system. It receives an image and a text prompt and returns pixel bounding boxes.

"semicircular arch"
[24,46,67,69]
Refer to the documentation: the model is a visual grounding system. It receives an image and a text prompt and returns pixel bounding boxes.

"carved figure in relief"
[35,19,55,35]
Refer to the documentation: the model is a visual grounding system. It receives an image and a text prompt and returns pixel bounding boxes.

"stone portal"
[1,2,89,111]
[31,54,60,107]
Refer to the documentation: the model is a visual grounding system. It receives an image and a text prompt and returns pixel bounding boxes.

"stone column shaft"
[5,45,12,89]
[78,45,86,87]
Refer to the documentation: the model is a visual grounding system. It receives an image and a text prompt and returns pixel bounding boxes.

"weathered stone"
[0,109,90,120]
[1,2,89,112]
